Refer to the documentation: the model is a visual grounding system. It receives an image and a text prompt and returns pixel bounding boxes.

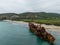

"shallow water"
[0,21,60,45]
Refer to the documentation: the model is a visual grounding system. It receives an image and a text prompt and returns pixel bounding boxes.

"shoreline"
[3,20,60,29]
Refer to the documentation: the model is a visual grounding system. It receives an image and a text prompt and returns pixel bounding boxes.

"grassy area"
[21,19,60,26]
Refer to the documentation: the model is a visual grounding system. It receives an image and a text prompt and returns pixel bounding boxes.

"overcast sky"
[0,0,60,13]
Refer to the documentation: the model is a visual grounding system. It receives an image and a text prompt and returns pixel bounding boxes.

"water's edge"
[0,21,59,45]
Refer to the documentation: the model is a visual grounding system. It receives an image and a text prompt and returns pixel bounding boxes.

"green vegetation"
[21,19,60,26]
[0,12,60,26]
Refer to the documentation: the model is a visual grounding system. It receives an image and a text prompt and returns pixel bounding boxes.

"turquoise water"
[0,21,60,45]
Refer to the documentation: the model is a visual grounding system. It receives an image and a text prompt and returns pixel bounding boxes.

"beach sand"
[3,20,60,31]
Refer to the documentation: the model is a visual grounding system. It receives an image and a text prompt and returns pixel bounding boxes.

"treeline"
[0,12,60,20]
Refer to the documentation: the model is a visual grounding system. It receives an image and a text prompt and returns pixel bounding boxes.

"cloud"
[0,0,60,13]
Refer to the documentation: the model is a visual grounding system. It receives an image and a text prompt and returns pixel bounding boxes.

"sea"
[0,21,60,45]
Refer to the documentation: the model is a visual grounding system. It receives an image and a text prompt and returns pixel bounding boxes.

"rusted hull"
[29,23,55,43]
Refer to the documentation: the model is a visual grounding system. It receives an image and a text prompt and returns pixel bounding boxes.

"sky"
[0,0,60,13]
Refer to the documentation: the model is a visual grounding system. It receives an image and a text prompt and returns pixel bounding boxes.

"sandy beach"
[3,20,60,31]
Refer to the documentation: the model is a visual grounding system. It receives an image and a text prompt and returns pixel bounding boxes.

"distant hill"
[0,13,17,16]
[18,12,60,19]
[0,12,60,20]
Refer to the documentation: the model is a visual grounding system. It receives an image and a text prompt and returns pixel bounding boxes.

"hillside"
[18,12,60,19]
[0,12,60,20]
